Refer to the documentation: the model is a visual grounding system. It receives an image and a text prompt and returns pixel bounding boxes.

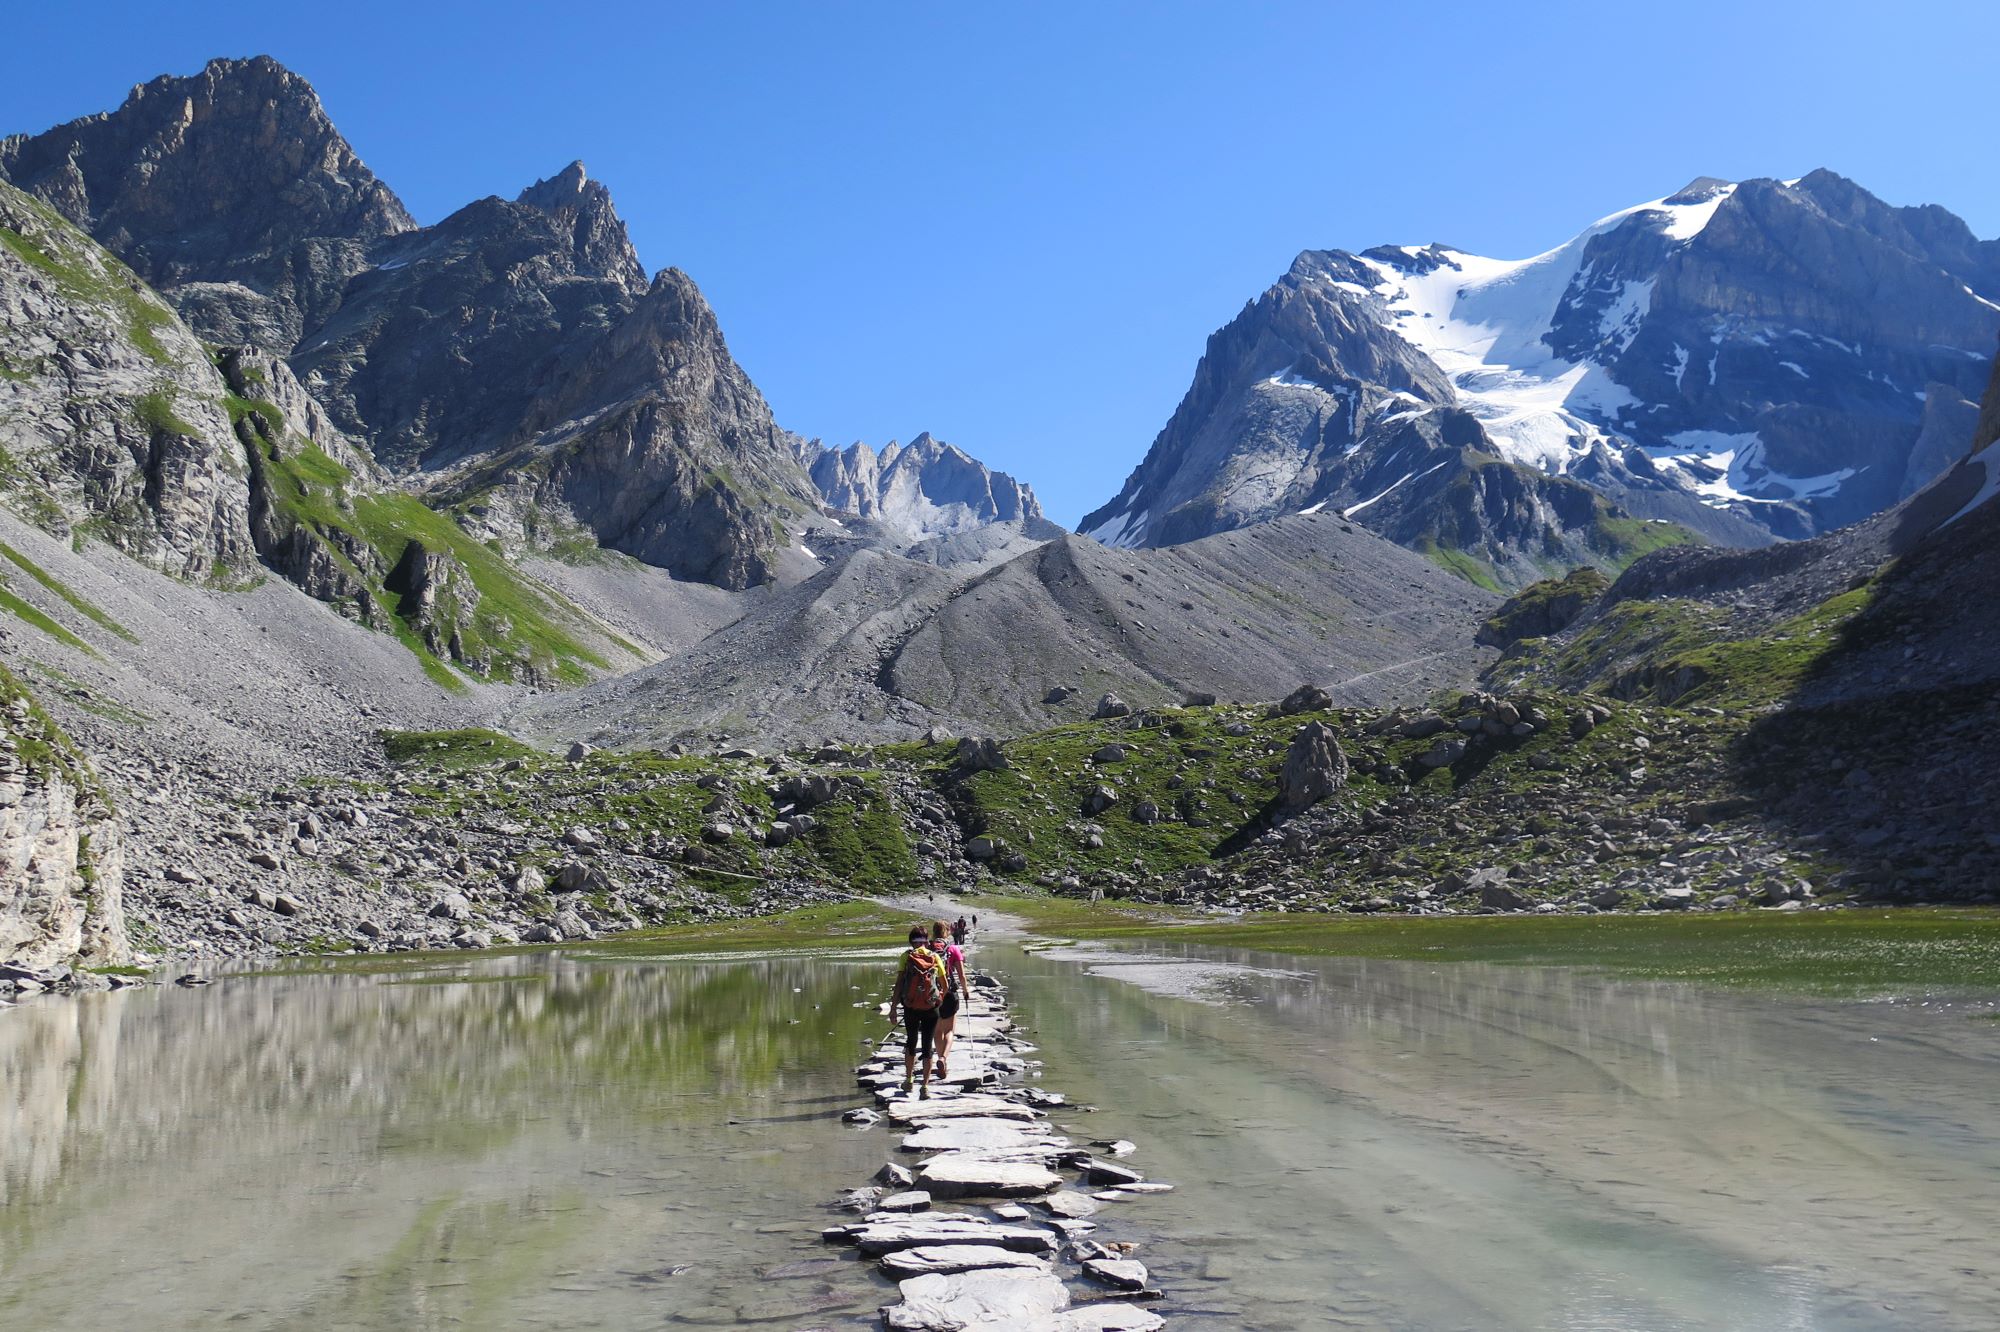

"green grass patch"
[995,900,2000,998]
[1417,539,1505,592]
[382,728,540,766]
[0,584,93,653]
[0,539,136,642]
[1595,515,1703,568]
[0,214,176,365]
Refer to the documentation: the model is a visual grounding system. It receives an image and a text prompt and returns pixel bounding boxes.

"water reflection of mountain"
[0,952,883,1208]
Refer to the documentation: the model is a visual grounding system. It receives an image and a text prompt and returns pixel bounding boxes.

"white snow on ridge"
[1083,504,1146,548]
[1351,184,1736,474]
[1651,430,1856,505]
[1341,461,1448,519]
[1942,441,2000,528]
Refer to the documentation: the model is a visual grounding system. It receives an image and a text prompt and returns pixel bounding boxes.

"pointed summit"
[516,160,645,291]
[0,55,411,273]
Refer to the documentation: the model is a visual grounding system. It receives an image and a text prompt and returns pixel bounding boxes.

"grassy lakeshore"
[987,892,2000,997]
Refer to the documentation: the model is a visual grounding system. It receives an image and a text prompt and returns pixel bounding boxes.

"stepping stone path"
[825,967,1171,1330]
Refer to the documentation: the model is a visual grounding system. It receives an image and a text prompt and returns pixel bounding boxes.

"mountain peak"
[517,161,644,291]
[1664,176,1735,205]
[0,55,413,294]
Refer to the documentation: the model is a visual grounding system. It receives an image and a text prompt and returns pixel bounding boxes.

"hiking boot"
[900,1076,913,1093]
[919,1085,930,1101]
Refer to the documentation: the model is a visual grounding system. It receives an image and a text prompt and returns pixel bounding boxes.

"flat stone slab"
[919,1155,1064,1199]
[1082,1257,1150,1291]
[888,1094,1042,1124]
[1055,1306,1166,1331]
[879,1244,1054,1278]
[843,1219,1060,1256]
[902,1118,1068,1155]
[1084,1161,1144,1187]
[878,1190,932,1212]
[884,1268,1070,1331]
[1036,1190,1101,1219]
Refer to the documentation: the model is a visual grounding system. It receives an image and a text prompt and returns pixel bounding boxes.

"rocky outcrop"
[1477,567,1612,648]
[0,179,255,578]
[1083,172,2000,566]
[1276,720,1347,816]
[0,55,413,350]
[0,669,125,969]
[456,267,820,588]
[805,433,1058,544]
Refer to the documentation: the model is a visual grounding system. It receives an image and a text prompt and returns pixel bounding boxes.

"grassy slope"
[384,729,919,896]
[234,394,631,688]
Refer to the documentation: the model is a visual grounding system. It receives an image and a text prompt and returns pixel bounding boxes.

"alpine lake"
[5,904,1999,1331]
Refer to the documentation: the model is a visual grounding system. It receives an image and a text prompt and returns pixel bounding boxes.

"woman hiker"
[928,919,971,1082]
[887,925,948,1099]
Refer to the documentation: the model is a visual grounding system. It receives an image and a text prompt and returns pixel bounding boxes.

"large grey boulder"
[1276,721,1348,816]
[954,737,1008,773]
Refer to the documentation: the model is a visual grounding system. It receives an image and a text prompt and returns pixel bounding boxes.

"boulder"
[1081,1257,1150,1292]
[1277,683,1333,715]
[1130,800,1161,825]
[1181,690,1218,707]
[1416,737,1466,770]
[1276,721,1348,816]
[1084,785,1119,815]
[1089,744,1129,764]
[1472,868,1528,910]
[1093,694,1132,720]
[566,741,595,761]
[955,737,1009,773]
[1043,686,1077,704]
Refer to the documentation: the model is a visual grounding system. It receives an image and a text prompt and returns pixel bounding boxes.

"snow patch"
[1942,442,2000,527]
[1083,505,1145,549]
[1652,431,1855,505]
[1354,185,1731,472]
[1780,361,1809,379]
[1670,344,1690,390]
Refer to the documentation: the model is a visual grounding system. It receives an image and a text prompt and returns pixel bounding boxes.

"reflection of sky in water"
[5,938,1999,1330]
[1035,942,1310,1004]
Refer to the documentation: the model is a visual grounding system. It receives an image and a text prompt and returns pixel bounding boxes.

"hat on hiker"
[907,926,927,944]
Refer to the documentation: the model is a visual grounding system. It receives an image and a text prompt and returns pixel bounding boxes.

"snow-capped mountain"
[1082,172,2000,583]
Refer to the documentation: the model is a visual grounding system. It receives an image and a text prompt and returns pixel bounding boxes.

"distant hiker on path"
[888,925,949,1100]
[929,919,971,1081]
[951,916,968,946]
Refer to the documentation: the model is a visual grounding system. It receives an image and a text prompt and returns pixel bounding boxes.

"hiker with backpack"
[887,925,949,1099]
[929,919,972,1082]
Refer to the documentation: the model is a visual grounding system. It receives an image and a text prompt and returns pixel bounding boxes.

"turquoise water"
[4,934,1998,1329]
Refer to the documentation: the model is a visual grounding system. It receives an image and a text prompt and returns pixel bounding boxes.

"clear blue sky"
[6,1,1996,525]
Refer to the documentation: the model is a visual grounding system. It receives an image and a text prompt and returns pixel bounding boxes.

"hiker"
[951,916,968,946]
[928,920,971,1081]
[887,925,948,1099]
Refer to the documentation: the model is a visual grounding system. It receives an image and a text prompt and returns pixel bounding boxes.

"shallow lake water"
[4,930,1998,1330]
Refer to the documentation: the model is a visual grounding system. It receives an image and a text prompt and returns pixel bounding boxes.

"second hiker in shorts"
[887,925,948,1099]
[929,919,971,1081]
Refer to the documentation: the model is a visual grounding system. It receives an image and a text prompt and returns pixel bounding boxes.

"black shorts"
[903,1006,939,1059]
[938,990,960,1020]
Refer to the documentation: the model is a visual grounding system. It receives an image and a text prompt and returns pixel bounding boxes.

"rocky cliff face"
[0,668,125,970]
[0,180,255,578]
[1084,174,2000,580]
[0,59,859,590]
[804,433,1057,544]
[0,55,413,350]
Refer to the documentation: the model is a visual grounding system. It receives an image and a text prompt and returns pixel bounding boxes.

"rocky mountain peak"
[0,55,411,283]
[515,160,646,293]
[803,431,1050,546]
[1664,176,1734,205]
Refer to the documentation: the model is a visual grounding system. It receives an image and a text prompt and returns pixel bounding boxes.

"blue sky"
[6,1,1996,525]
